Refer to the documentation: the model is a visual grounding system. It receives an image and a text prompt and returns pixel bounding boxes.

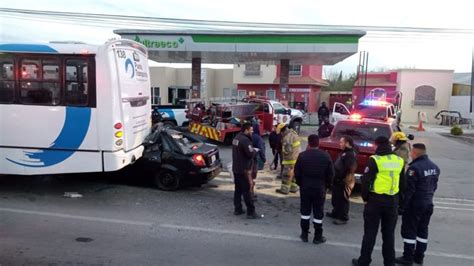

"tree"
[323,71,357,91]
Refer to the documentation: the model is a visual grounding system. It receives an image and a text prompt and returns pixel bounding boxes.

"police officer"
[232,122,260,219]
[395,143,440,265]
[294,134,334,244]
[353,136,405,266]
[276,124,301,195]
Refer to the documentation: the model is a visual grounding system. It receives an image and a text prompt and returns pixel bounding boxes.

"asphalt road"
[1,126,473,265]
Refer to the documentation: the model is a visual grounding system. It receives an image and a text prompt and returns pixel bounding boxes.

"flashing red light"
[192,154,206,167]
[350,113,362,120]
[114,122,123,129]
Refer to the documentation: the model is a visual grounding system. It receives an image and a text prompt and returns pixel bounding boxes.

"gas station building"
[115,29,365,112]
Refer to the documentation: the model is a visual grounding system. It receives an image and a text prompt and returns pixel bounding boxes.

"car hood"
[290,108,304,116]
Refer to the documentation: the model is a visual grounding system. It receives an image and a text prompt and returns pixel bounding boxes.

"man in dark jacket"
[318,117,335,138]
[395,143,440,265]
[353,136,405,266]
[327,136,357,225]
[251,122,266,198]
[269,125,282,170]
[232,122,260,219]
[294,134,335,244]
[318,102,330,126]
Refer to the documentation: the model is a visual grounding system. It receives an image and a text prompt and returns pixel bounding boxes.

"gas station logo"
[134,35,184,49]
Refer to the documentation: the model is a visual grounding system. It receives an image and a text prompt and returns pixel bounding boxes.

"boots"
[300,232,309,243]
[313,235,326,245]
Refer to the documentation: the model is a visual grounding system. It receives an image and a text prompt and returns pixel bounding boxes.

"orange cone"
[417,120,425,131]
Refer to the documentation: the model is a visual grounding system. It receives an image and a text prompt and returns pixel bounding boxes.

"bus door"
[113,44,151,152]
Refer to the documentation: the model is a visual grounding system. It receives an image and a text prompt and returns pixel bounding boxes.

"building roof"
[453,72,472,85]
[273,76,329,86]
[353,78,397,87]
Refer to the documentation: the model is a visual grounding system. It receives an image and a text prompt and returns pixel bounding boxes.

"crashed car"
[137,125,222,190]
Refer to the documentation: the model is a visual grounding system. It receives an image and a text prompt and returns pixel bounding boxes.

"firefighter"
[327,136,357,225]
[390,131,411,166]
[294,134,334,244]
[395,143,440,265]
[232,122,260,219]
[352,136,405,266]
[276,123,301,195]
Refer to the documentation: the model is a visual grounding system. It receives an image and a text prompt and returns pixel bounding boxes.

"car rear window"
[334,122,390,141]
[168,130,202,153]
[355,105,387,119]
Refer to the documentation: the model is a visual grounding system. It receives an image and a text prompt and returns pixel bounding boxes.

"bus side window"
[0,58,15,103]
[20,58,59,105]
[66,59,88,106]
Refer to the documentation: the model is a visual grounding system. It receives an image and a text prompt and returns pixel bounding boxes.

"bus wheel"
[155,170,180,191]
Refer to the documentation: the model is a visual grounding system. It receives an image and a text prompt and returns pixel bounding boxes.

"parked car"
[319,117,413,183]
[137,125,222,190]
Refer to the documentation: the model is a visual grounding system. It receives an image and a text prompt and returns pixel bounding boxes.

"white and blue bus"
[0,39,151,175]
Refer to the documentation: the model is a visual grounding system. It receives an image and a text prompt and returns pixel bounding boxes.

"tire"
[155,170,180,191]
[162,121,176,128]
[291,120,302,134]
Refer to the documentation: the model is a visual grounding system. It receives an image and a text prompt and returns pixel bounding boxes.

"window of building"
[237,90,247,99]
[266,90,276,100]
[151,87,161,105]
[65,59,89,106]
[20,58,60,105]
[0,57,15,103]
[168,87,189,105]
[244,64,261,76]
[289,65,302,76]
[413,85,437,106]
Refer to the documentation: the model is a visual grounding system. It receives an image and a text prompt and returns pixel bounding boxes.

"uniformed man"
[327,136,357,225]
[232,122,260,219]
[276,124,301,195]
[352,136,405,266]
[395,143,440,265]
[294,134,334,244]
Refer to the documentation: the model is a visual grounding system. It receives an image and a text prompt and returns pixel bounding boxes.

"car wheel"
[162,121,176,128]
[292,121,302,134]
[155,170,180,191]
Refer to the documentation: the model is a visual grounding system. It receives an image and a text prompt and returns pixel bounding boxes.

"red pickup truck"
[319,118,411,182]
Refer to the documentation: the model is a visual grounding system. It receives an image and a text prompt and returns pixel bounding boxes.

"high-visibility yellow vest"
[370,154,404,195]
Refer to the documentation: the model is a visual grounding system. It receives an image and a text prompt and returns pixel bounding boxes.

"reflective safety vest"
[370,154,404,195]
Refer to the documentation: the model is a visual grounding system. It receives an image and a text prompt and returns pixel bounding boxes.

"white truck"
[152,105,189,128]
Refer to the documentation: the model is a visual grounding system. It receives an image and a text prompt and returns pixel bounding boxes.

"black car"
[137,126,222,190]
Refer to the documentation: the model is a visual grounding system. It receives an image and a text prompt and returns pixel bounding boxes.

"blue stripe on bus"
[159,109,175,119]
[0,44,59,53]
[6,107,91,167]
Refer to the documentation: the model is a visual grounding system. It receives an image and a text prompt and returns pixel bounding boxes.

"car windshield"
[355,105,387,119]
[334,122,391,141]
[167,130,202,153]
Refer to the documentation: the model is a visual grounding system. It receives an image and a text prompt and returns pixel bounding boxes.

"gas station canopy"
[114,29,365,65]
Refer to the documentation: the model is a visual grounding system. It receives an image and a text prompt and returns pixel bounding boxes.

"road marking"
[0,207,153,227]
[434,201,474,207]
[435,197,474,203]
[1,207,473,261]
[434,206,474,212]
[160,224,474,261]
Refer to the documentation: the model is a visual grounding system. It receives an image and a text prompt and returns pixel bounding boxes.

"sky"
[1,0,473,76]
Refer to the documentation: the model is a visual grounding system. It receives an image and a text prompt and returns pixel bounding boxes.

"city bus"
[0,39,151,175]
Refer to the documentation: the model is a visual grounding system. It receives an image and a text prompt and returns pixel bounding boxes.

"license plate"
[211,155,216,163]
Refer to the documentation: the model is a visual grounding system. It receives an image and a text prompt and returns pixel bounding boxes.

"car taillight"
[192,154,206,167]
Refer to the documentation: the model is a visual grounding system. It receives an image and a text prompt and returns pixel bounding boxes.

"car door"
[331,102,351,124]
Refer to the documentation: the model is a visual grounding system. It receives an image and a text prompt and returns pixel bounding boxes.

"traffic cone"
[417,120,425,131]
